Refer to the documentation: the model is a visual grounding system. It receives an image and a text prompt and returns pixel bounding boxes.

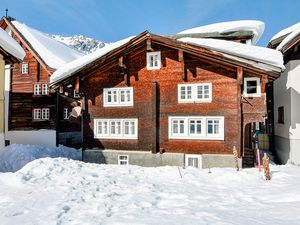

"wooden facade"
[52,32,280,160]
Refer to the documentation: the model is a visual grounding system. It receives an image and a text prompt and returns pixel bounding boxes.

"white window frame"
[243,77,261,97]
[21,63,28,74]
[33,108,41,120]
[42,108,50,120]
[118,155,129,165]
[33,84,41,95]
[94,118,138,139]
[74,89,80,98]
[178,83,212,103]
[146,51,161,70]
[42,84,49,95]
[185,154,202,169]
[168,116,224,140]
[103,87,133,107]
[63,108,69,119]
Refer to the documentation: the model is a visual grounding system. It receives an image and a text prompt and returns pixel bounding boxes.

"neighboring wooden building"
[0,26,25,148]
[51,31,283,168]
[268,23,300,165]
[0,16,83,146]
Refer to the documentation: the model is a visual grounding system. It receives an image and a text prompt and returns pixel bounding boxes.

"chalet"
[0,16,83,147]
[268,22,300,165]
[50,30,284,168]
[0,26,25,148]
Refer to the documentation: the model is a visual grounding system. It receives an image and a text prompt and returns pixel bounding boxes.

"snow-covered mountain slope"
[51,34,107,54]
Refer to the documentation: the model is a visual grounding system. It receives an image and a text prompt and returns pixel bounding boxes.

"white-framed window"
[63,108,69,119]
[103,87,133,107]
[42,84,49,95]
[21,63,28,74]
[118,155,129,165]
[42,108,50,120]
[185,154,202,168]
[243,77,261,97]
[168,116,224,140]
[74,89,80,98]
[34,84,41,95]
[94,118,138,139]
[146,51,161,70]
[33,108,41,120]
[178,83,212,103]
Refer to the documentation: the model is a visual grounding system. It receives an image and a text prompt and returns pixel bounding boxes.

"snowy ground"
[0,157,300,225]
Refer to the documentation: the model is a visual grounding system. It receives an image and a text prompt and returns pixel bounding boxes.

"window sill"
[178,100,212,104]
[94,136,138,140]
[168,136,224,141]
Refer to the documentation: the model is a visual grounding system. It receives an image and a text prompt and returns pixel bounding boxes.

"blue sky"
[2,0,300,46]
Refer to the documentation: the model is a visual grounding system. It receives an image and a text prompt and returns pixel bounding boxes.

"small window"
[185,154,202,168]
[74,89,80,98]
[244,77,261,97]
[118,155,129,165]
[278,106,284,124]
[146,51,161,70]
[21,63,28,74]
[42,108,50,120]
[42,84,49,95]
[34,84,41,95]
[178,83,212,103]
[33,109,41,120]
[63,108,69,119]
[104,87,133,107]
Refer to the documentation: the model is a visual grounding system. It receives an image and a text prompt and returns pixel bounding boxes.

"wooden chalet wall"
[80,43,254,155]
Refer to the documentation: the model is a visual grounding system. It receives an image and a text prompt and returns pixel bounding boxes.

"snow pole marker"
[257,148,261,172]
[262,153,271,180]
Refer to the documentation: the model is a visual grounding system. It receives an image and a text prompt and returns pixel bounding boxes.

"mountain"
[51,34,107,54]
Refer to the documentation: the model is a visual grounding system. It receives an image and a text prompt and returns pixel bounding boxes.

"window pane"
[197,86,203,99]
[179,120,185,133]
[204,85,209,99]
[107,91,112,102]
[196,120,202,134]
[103,121,108,134]
[111,121,115,134]
[130,121,135,135]
[207,120,213,134]
[124,121,129,135]
[188,158,198,168]
[180,87,186,99]
[214,120,220,134]
[116,121,121,134]
[247,80,257,94]
[120,90,125,102]
[187,86,192,99]
[113,91,118,102]
[126,90,131,102]
[98,122,102,134]
[189,120,195,134]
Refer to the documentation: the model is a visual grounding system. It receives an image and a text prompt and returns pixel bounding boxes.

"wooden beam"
[237,66,243,85]
[237,66,243,158]
[75,76,79,93]
[151,81,158,154]
[178,50,187,81]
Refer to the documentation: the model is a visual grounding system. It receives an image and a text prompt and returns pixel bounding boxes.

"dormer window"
[21,63,28,74]
[243,77,261,97]
[146,51,161,70]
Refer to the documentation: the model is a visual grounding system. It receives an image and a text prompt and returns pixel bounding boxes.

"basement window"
[21,63,28,74]
[278,106,284,124]
[118,155,129,165]
[185,154,202,168]
[243,77,261,97]
[146,51,161,70]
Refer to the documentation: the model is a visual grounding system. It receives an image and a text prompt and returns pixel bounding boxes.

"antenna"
[5,8,8,18]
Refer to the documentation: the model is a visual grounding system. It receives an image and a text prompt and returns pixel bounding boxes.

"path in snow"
[0,158,300,225]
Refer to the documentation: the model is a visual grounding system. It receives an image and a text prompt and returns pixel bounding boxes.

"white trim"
[178,83,212,103]
[94,118,138,139]
[73,89,80,98]
[21,63,28,74]
[33,108,41,120]
[63,108,69,119]
[103,87,133,107]
[243,77,261,97]
[42,84,49,95]
[146,51,161,70]
[168,116,224,140]
[33,84,41,95]
[42,108,50,120]
[185,154,202,168]
[118,155,129,165]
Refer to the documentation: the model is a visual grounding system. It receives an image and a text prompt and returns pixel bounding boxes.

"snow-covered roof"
[50,36,135,84]
[179,38,284,72]
[270,23,300,42]
[0,27,25,61]
[178,20,265,45]
[11,21,83,69]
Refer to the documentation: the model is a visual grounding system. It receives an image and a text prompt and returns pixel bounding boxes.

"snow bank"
[0,158,300,225]
[270,22,300,42]
[50,36,134,84]
[179,37,284,71]
[0,144,81,172]
[178,20,265,45]
[11,21,83,69]
[0,27,25,61]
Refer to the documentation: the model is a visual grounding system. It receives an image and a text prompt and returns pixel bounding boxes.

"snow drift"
[0,144,81,172]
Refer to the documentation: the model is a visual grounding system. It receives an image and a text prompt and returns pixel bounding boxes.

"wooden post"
[263,153,271,180]
[55,90,60,147]
[75,76,80,94]
[237,66,243,157]
[178,50,187,81]
[151,81,158,154]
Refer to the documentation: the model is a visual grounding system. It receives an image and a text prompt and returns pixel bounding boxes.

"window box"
[103,87,133,107]
[178,83,212,103]
[243,77,261,97]
[94,118,138,139]
[168,116,224,140]
[146,51,161,70]
[185,154,202,168]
